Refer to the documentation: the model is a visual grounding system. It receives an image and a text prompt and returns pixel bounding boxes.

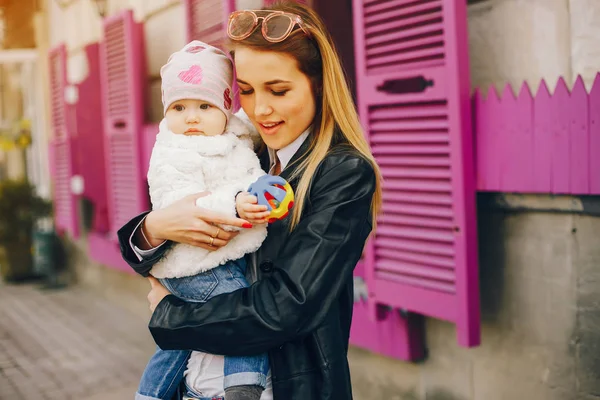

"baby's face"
[165,99,227,136]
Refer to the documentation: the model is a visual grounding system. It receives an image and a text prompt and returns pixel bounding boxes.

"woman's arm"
[148,155,376,356]
[117,194,252,276]
[118,212,170,276]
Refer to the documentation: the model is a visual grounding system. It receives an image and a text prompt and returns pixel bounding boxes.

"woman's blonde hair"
[229,1,382,230]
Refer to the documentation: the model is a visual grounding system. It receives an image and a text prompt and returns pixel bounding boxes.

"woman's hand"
[143,192,252,251]
[148,276,171,312]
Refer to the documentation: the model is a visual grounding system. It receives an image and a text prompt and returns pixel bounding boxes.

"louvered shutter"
[351,261,425,360]
[353,0,479,347]
[100,10,147,238]
[185,0,230,47]
[75,43,109,233]
[48,44,79,238]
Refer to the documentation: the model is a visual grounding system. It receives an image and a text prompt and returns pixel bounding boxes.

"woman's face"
[234,47,316,150]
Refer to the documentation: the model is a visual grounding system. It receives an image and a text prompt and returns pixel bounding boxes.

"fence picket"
[508,83,534,192]
[486,87,501,191]
[531,80,552,192]
[551,78,571,193]
[473,88,487,190]
[498,85,513,191]
[590,73,600,194]
[570,76,590,193]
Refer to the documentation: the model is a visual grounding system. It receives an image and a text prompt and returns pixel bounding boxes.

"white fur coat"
[147,115,267,279]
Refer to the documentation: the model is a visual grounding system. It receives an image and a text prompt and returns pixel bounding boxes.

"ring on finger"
[209,237,215,246]
[212,228,220,238]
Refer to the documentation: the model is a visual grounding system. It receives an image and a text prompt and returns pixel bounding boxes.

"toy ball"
[247,175,295,223]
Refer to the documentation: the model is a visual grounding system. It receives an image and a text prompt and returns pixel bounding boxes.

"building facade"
[1,0,599,398]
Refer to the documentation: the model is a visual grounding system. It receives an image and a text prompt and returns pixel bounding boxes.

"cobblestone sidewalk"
[0,281,155,399]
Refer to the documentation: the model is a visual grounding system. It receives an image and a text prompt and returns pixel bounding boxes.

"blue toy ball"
[247,175,295,222]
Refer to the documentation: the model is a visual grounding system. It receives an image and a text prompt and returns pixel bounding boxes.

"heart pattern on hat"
[178,65,203,85]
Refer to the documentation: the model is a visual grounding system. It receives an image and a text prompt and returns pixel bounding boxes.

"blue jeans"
[136,258,269,400]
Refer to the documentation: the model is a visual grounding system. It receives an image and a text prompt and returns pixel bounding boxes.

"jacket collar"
[268,129,310,172]
[281,137,312,181]
[259,135,312,181]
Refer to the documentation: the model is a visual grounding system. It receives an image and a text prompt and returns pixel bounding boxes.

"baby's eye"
[173,104,184,111]
[200,103,211,110]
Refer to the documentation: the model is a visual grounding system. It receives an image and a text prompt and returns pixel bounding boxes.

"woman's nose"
[254,98,273,117]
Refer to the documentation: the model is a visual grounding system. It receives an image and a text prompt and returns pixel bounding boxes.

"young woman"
[118,2,382,399]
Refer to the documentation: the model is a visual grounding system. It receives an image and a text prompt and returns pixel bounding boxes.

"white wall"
[468,0,571,94]
[468,0,600,94]
[569,0,600,90]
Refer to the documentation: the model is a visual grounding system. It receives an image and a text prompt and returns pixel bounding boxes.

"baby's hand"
[236,192,271,225]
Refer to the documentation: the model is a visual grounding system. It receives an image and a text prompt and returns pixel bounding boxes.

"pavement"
[0,280,156,399]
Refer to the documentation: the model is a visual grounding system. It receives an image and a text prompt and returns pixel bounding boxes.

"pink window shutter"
[75,43,109,233]
[48,44,80,239]
[100,10,148,239]
[353,0,480,347]
[351,261,426,361]
[185,0,229,47]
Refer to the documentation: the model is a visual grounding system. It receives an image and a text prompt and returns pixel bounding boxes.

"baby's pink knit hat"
[160,40,234,117]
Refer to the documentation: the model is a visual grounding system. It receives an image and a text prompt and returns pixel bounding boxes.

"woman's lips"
[259,121,283,136]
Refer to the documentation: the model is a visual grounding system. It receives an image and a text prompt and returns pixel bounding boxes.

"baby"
[136,41,269,400]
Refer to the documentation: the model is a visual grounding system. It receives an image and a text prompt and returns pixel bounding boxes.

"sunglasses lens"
[229,12,256,38]
[264,14,293,41]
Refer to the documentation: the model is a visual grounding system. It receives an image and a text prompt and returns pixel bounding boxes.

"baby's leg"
[208,260,270,400]
[138,274,218,400]
[137,346,191,400]
[223,352,269,400]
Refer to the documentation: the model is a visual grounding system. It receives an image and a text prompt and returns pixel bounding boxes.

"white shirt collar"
[268,128,310,172]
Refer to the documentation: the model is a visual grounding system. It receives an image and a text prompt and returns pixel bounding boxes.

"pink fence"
[474,74,600,194]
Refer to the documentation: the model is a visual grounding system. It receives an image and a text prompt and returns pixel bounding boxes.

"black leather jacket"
[118,139,376,400]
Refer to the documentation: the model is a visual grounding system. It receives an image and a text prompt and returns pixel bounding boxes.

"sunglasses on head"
[227,10,311,43]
